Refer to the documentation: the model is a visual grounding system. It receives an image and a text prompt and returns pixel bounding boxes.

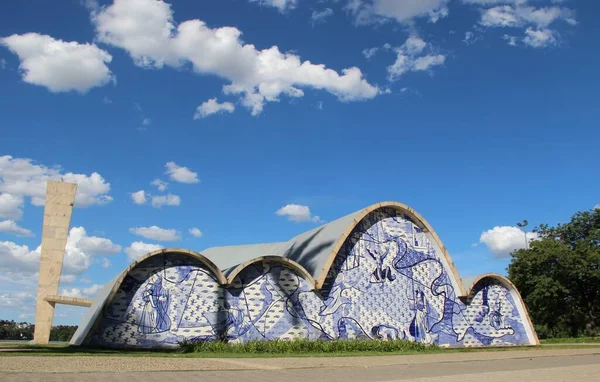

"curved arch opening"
[226,256,317,288]
[315,201,466,296]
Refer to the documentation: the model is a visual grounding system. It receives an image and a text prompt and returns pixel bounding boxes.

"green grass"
[178,338,438,354]
[1,338,599,358]
[540,337,600,344]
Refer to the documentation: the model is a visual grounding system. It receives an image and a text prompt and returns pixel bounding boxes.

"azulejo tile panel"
[88,208,534,348]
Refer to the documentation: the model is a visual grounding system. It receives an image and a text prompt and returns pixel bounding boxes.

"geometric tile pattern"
[88,208,533,348]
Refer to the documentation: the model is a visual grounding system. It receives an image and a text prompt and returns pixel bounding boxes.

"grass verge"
[1,339,599,358]
[178,338,437,354]
[540,337,600,344]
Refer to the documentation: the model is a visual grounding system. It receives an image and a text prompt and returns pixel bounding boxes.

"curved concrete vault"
[68,201,539,348]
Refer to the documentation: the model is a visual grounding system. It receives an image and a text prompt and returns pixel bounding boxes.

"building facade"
[70,202,538,348]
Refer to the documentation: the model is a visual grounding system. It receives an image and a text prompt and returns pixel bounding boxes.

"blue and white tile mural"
[87,208,535,348]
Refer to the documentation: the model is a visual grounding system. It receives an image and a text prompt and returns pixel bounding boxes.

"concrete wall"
[86,208,536,348]
[33,180,77,344]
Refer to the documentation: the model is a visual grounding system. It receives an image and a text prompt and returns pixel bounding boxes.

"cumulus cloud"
[0,292,35,311]
[346,0,450,25]
[0,193,24,220]
[480,5,575,28]
[0,227,121,283]
[151,179,168,191]
[0,156,112,219]
[250,0,297,12]
[523,27,557,47]
[0,220,33,237]
[362,47,379,60]
[165,161,199,184]
[90,0,381,116]
[479,225,540,258]
[194,98,235,119]
[476,2,575,47]
[503,34,519,46]
[130,190,147,205]
[60,274,77,284]
[151,194,181,208]
[76,232,122,255]
[60,285,103,298]
[387,36,446,81]
[276,204,322,223]
[189,227,203,238]
[124,241,163,262]
[311,8,334,26]
[0,33,114,93]
[129,226,181,241]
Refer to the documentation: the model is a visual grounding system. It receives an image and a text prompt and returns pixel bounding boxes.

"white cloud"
[151,179,168,191]
[0,193,24,220]
[362,47,379,59]
[60,287,82,298]
[60,274,77,284]
[151,194,181,208]
[91,0,381,116]
[102,96,112,104]
[0,155,112,213]
[0,292,35,309]
[82,283,103,297]
[523,28,557,47]
[0,220,33,237]
[276,204,322,223]
[479,225,540,258]
[250,0,297,12]
[478,3,575,47]
[479,4,576,29]
[142,117,151,125]
[463,31,477,45]
[130,190,147,205]
[61,283,102,298]
[194,98,235,119]
[594,204,600,210]
[0,58,6,69]
[124,241,164,262]
[503,34,519,46]
[0,33,114,93]
[189,227,203,238]
[311,8,334,25]
[347,0,450,25]
[130,226,181,241]
[387,36,446,81]
[165,161,199,184]
[0,227,120,283]
[76,231,122,255]
[99,256,111,268]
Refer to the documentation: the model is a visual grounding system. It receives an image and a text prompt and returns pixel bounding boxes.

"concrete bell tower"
[33,180,93,344]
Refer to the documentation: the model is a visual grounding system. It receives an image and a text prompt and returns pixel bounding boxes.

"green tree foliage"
[0,320,77,342]
[49,325,77,342]
[508,207,600,338]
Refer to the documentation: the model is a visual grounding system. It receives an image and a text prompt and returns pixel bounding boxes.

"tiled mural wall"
[88,208,534,348]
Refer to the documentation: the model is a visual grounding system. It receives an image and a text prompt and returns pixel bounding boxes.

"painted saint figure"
[139,275,171,334]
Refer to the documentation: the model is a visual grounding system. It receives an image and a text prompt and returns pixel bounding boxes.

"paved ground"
[1,348,598,381]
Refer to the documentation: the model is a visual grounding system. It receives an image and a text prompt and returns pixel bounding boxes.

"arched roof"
[71,201,489,345]
[201,201,466,293]
[463,273,540,346]
[70,248,225,346]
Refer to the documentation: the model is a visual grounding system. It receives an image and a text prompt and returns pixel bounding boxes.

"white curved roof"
[201,206,359,279]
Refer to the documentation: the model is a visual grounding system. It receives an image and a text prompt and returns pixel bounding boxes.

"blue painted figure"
[88,208,535,348]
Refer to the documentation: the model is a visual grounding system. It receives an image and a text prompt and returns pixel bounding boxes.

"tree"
[508,207,600,338]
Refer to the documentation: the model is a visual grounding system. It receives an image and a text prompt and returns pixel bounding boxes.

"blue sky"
[0,0,598,324]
